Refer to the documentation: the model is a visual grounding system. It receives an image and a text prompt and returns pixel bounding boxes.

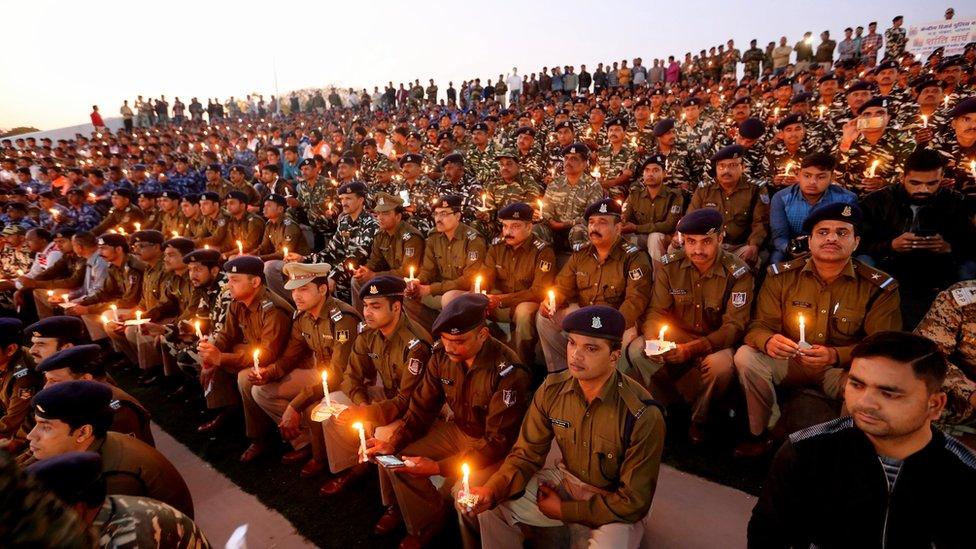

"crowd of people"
[3,7,976,548]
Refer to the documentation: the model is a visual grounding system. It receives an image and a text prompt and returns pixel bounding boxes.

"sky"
[0,0,952,131]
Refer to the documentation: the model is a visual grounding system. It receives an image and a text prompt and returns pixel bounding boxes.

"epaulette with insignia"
[12,368,28,379]
[623,243,639,254]
[768,258,803,276]
[722,254,749,279]
[432,340,443,350]
[491,236,502,245]
[330,307,343,322]
[408,338,422,349]
[284,219,293,226]
[467,230,477,241]
[498,362,515,377]
[660,252,677,265]
[534,238,546,250]
[402,231,412,241]
[951,282,976,308]
[261,300,274,311]
[357,321,366,333]
[854,261,897,290]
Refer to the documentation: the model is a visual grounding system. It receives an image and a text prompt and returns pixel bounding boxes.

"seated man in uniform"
[27,452,211,548]
[262,262,360,471]
[404,195,486,331]
[464,305,666,549]
[0,318,42,455]
[442,202,555,369]
[623,209,754,443]
[621,153,685,276]
[195,256,293,445]
[366,294,531,549]
[66,233,144,343]
[733,202,902,457]
[537,198,652,373]
[313,276,431,497]
[25,380,194,517]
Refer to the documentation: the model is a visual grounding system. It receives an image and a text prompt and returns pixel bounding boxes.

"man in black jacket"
[859,148,976,326]
[749,331,976,548]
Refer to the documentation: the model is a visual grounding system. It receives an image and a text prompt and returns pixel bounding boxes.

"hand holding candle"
[798,313,806,344]
[868,159,880,178]
[473,275,482,294]
[237,240,244,256]
[547,289,556,314]
[194,320,203,339]
[353,422,367,463]
[252,348,260,377]
[321,370,332,408]
[457,462,480,510]
[109,303,118,322]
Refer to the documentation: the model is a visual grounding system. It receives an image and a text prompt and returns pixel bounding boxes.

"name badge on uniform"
[731,292,747,308]
[109,399,122,410]
[669,289,687,295]
[408,358,423,376]
[330,308,343,322]
[549,417,571,428]
[791,301,812,309]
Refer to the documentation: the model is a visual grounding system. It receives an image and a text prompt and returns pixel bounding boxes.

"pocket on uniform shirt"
[594,435,622,483]
[831,308,865,338]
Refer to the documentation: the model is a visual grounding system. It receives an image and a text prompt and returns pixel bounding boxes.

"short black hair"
[801,151,837,172]
[72,231,97,248]
[904,148,945,174]
[851,331,948,393]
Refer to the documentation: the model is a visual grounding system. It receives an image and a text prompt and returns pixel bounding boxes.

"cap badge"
[592,316,603,329]
[599,203,608,213]
[842,205,852,217]
[369,285,379,294]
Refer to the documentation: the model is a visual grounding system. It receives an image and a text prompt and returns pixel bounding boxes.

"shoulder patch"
[336,329,350,343]
[408,358,423,376]
[951,285,976,308]
[109,399,121,410]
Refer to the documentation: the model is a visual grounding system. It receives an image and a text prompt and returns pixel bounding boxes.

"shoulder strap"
[622,398,665,449]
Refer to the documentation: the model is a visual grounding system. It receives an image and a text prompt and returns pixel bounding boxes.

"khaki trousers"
[238,367,321,448]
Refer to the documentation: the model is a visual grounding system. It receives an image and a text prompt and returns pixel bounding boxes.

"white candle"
[46,290,54,299]
[171,230,179,238]
[133,222,141,231]
[473,275,482,294]
[920,114,928,128]
[481,192,487,209]
[405,265,416,283]
[321,370,332,408]
[237,240,244,256]
[547,289,556,313]
[798,314,806,343]
[135,309,142,322]
[970,160,976,180]
[101,313,109,325]
[783,161,794,177]
[109,303,118,322]
[658,324,668,342]
[252,348,260,376]
[353,422,367,462]
[461,462,471,497]
[194,320,203,339]
[282,246,289,259]
[818,105,826,119]
[868,159,879,178]
[61,293,69,303]
[537,199,544,218]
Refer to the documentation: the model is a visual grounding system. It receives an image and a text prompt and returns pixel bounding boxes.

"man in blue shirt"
[769,152,856,263]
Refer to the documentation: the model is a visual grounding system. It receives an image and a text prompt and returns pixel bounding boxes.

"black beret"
[606,117,627,129]
[32,380,114,432]
[912,78,942,93]
[130,230,164,245]
[554,121,573,132]
[53,228,76,239]
[97,233,128,248]
[650,88,665,96]
[572,96,588,104]
[337,181,367,196]
[513,126,536,137]
[183,248,222,267]
[790,92,813,105]
[776,113,804,130]
[228,164,248,174]
[132,163,147,171]
[224,255,265,278]
[497,202,534,221]
[206,163,222,172]
[562,143,589,157]
[875,60,899,72]
[652,118,675,137]
[338,155,358,166]
[299,158,316,168]
[470,122,489,133]
[845,80,875,94]
[399,153,424,166]
[163,237,195,256]
[677,208,724,235]
[584,198,622,220]
[681,97,703,107]
[801,201,862,233]
[938,56,968,71]
[66,187,86,196]
[710,144,745,164]
[817,72,838,84]
[436,130,453,142]
[361,138,377,148]
[639,154,667,172]
[730,96,751,108]
[949,97,976,119]
[359,275,407,300]
[561,305,625,341]
[200,191,220,202]
[860,96,892,111]
[0,318,22,347]
[774,78,793,90]
[434,194,463,211]
[137,190,158,200]
[738,118,766,140]
[181,193,201,205]
[265,193,287,206]
[110,188,133,199]
[441,153,464,167]
[38,191,55,199]
[431,293,488,337]
[159,190,182,200]
[36,344,102,373]
[225,190,249,202]
[25,451,103,504]
[633,97,651,108]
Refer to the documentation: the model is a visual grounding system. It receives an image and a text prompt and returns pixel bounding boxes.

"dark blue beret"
[584,198,622,220]
[225,190,249,202]
[359,275,407,300]
[25,451,103,504]
[711,144,745,165]
[513,126,536,137]
[131,230,164,245]
[497,202,534,221]
[730,96,751,108]
[652,118,675,137]
[224,255,265,278]
[790,92,813,105]
[440,153,464,167]
[949,97,976,119]
[206,163,222,172]
[137,190,158,200]
[299,158,316,168]
[432,293,488,337]
[163,237,195,256]
[228,164,248,174]
[682,97,703,107]
[0,317,22,346]
[26,316,86,344]
[776,113,804,130]
[181,193,200,205]
[638,155,667,174]
[265,194,287,206]
[845,80,875,94]
[562,143,589,157]
[818,72,838,84]
[738,118,766,140]
[132,163,147,171]
[200,191,220,202]
[111,188,133,199]
[53,228,76,239]
[801,201,862,233]
[399,153,424,166]
[96,233,128,248]
[606,117,627,129]
[361,138,377,148]
[677,208,724,235]
[561,305,625,341]
[773,78,793,90]
[183,248,222,267]
[470,122,489,133]
[554,121,573,132]
[434,194,463,211]
[436,131,453,142]
[159,190,182,200]
[36,344,102,373]
[860,96,892,111]
[337,182,367,196]
[875,60,899,72]
[32,380,113,427]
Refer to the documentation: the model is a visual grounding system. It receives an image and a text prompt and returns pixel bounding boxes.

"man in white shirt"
[507,68,523,106]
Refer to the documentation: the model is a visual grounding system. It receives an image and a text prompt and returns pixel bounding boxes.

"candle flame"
[461,462,470,476]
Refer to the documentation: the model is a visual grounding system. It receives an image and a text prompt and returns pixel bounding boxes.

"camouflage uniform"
[764,140,817,191]
[61,203,101,232]
[307,211,379,302]
[291,175,339,235]
[742,46,764,79]
[165,169,203,196]
[932,132,976,198]
[540,173,605,250]
[883,26,907,59]
[514,147,547,185]
[93,494,211,548]
[360,153,398,184]
[463,142,498,182]
[914,281,976,427]
[836,130,916,195]
[481,172,543,238]
[397,176,441,236]
[437,173,485,228]
[163,275,232,375]
[595,143,638,199]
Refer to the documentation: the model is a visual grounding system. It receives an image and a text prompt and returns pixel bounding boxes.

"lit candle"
[203,244,210,250]
[481,192,487,209]
[134,222,141,231]
[473,275,482,294]
[194,320,203,339]
[536,199,544,218]
[236,240,243,256]
[920,114,928,128]
[47,290,54,299]
[819,105,826,119]
[406,265,416,282]
[109,303,118,322]
[798,313,806,343]
[547,289,556,312]
[783,161,794,177]
[868,159,880,178]
[321,370,332,408]
[773,107,780,118]
[135,309,142,322]
[252,348,260,376]
[591,165,601,178]
[101,313,109,325]
[461,462,471,497]
[658,324,668,342]
[282,246,289,259]
[49,208,60,219]
[61,293,69,303]
[171,230,179,238]
[353,421,367,462]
